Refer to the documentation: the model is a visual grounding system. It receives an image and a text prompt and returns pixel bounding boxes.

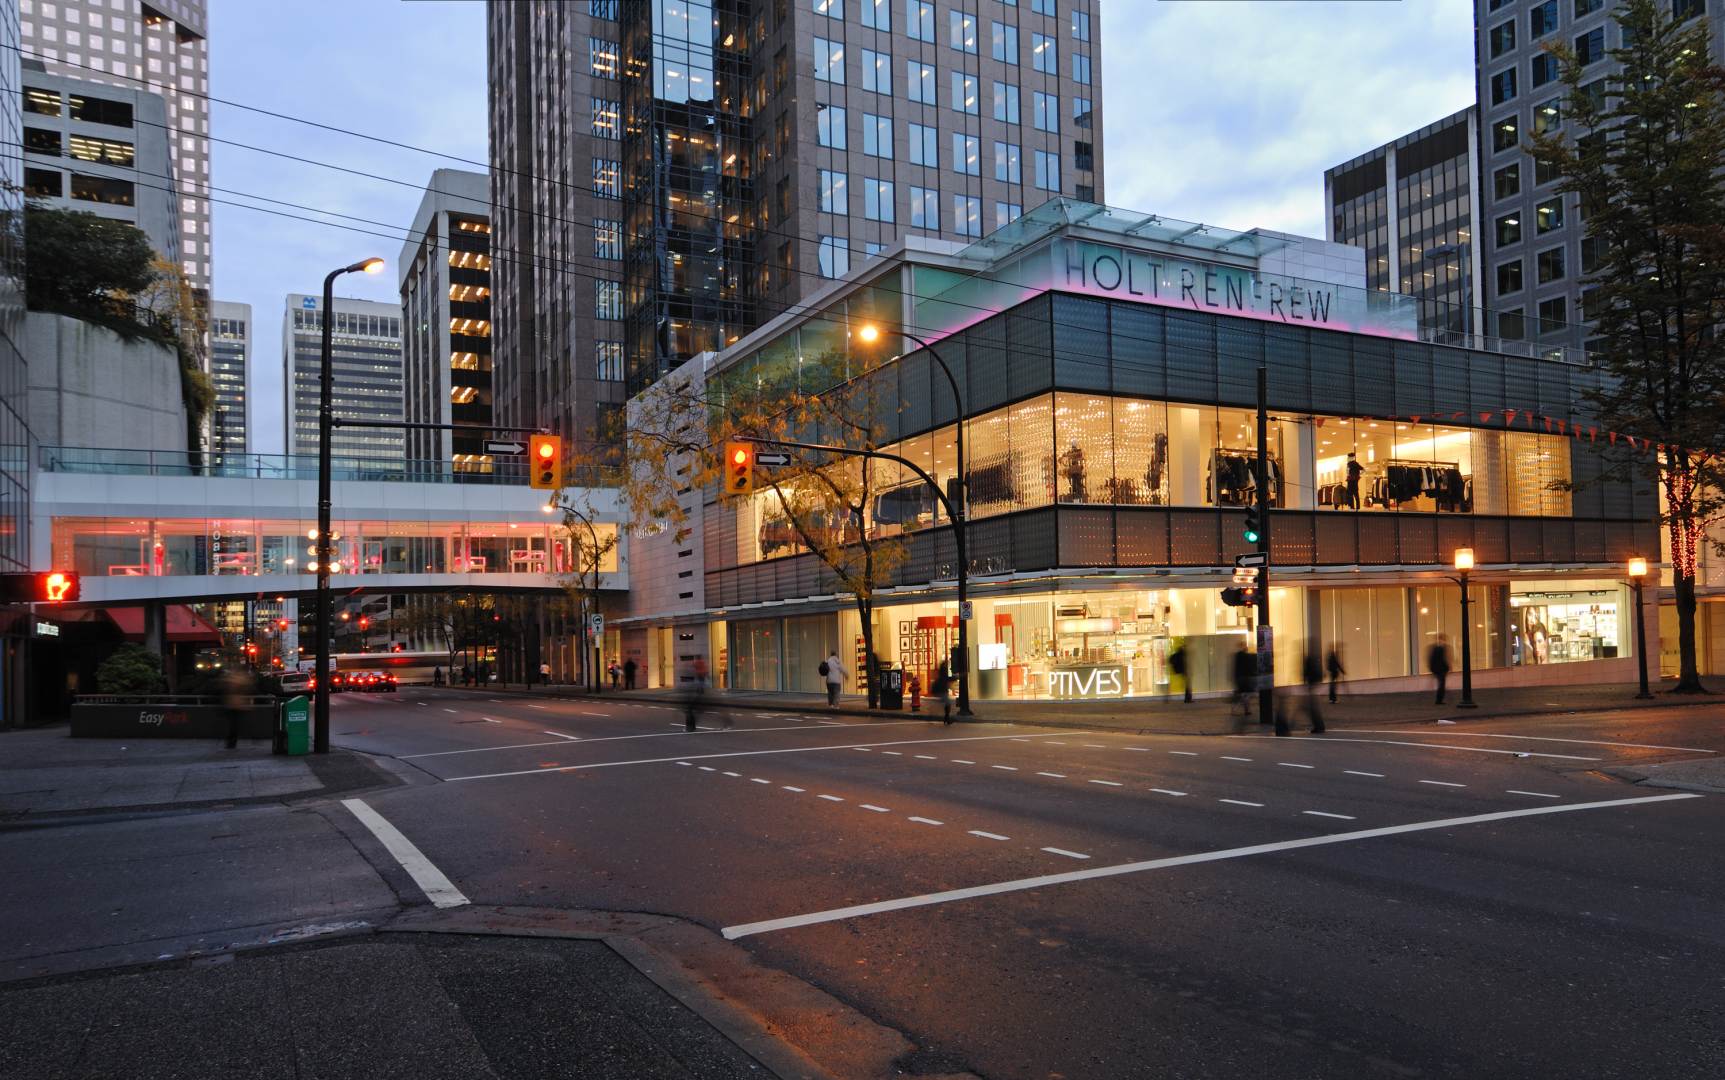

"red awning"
[101,606,224,645]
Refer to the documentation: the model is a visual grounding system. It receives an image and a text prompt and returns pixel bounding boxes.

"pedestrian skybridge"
[33,447,627,605]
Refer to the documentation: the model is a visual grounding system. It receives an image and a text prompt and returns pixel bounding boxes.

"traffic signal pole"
[1257,366,1281,736]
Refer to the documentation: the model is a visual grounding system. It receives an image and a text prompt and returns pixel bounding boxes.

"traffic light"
[0,571,80,603]
[1242,505,1261,545]
[529,433,561,489]
[1220,587,1249,607]
[358,616,370,631]
[1223,565,1259,607]
[724,440,755,497]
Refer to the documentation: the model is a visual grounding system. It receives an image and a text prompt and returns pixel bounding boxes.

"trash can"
[876,662,904,710]
[279,695,310,756]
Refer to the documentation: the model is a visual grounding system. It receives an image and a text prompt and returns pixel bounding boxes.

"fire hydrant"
[909,674,922,712]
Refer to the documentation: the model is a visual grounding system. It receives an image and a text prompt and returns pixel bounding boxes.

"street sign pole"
[1258,366,1282,736]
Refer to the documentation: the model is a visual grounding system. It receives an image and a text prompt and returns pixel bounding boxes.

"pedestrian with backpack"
[821,651,845,707]
[1168,642,1191,703]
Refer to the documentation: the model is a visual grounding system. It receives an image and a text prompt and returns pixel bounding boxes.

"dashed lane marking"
[676,761,692,766]
[544,731,581,740]
[1219,799,1265,808]
[750,778,771,785]
[1042,847,1091,860]
[1037,772,1067,778]
[914,754,937,760]
[482,718,500,724]
[1343,770,1385,778]
[1087,779,1123,787]
[1228,734,1599,761]
[860,804,890,813]
[1278,762,1315,769]
[1169,751,1198,757]
[1150,788,1188,797]
[782,786,805,792]
[1508,789,1561,799]
[698,766,716,772]
[818,794,844,802]
[1082,744,1106,749]
[1303,810,1356,820]
[880,751,902,756]
[1418,780,1467,788]
[721,793,1703,939]
[968,830,1010,841]
[528,704,549,710]
[1221,756,1252,762]
[443,709,458,714]
[404,720,928,760]
[1346,730,1717,754]
[908,816,944,826]
[952,759,976,765]
[991,765,1019,771]
[852,747,872,753]
[721,771,741,777]
[1125,747,1152,753]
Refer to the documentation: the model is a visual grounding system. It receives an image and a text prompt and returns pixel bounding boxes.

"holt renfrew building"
[619,200,1657,701]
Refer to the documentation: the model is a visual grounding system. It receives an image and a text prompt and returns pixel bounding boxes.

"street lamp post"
[1452,547,1477,709]
[546,499,604,693]
[1628,556,1651,699]
[859,325,971,717]
[313,257,385,754]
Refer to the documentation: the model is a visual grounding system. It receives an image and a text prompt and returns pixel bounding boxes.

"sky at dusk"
[217,0,1476,453]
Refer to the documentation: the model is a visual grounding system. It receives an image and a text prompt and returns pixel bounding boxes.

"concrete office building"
[19,0,211,298]
[622,199,1658,698]
[1474,0,1722,352]
[19,67,179,267]
[282,295,405,470]
[399,169,494,475]
[1325,107,1482,343]
[488,0,1103,442]
[209,300,248,456]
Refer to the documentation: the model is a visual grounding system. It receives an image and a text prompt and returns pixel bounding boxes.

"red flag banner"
[1505,409,1518,425]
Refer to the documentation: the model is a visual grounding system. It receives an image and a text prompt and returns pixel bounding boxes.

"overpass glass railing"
[38,448,623,487]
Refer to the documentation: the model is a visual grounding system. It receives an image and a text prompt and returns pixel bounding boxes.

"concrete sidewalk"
[0,726,391,821]
[449,676,1717,736]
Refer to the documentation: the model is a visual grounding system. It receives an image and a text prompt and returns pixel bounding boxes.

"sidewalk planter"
[70,695,277,738]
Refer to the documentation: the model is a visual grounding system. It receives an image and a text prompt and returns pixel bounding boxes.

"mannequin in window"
[1060,442,1087,502]
[1145,431,1168,505]
[1345,452,1363,509]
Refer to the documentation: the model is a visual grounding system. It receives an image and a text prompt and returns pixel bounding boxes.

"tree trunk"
[1665,475,1709,694]
[857,595,878,709]
[1672,572,1706,693]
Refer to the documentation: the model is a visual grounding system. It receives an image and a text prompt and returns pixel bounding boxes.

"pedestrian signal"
[529,434,561,489]
[1220,586,1256,608]
[0,571,81,603]
[724,441,755,496]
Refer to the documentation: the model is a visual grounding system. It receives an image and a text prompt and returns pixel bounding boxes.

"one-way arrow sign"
[485,440,526,455]
[1233,552,1268,568]
[755,451,792,467]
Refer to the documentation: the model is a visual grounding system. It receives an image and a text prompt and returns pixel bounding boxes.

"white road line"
[908,816,944,826]
[528,704,549,710]
[852,747,872,753]
[1087,779,1123,787]
[482,718,500,724]
[1508,789,1562,799]
[1037,772,1067,778]
[698,766,716,772]
[1150,788,1188,797]
[952,759,976,765]
[1169,751,1198,757]
[968,830,1010,841]
[443,731,1072,782]
[404,720,931,759]
[1082,743,1106,749]
[818,720,845,725]
[750,778,771,785]
[915,755,937,760]
[1010,738,1032,742]
[818,794,844,802]
[544,731,581,741]
[1344,770,1385,778]
[1278,762,1315,769]
[1125,747,1152,753]
[1042,847,1091,860]
[490,699,507,703]
[1303,810,1356,820]
[860,804,890,813]
[722,771,741,777]
[1047,741,1067,745]
[880,751,903,756]
[676,761,692,766]
[1219,799,1264,808]
[703,792,1713,939]
[991,764,1018,771]
[443,709,458,714]
[782,786,805,793]
[1347,730,1717,754]
[342,799,468,910]
[1418,780,1467,788]
[1228,735,1599,761]
[1221,755,1253,762]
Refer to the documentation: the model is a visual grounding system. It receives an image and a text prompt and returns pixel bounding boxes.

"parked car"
[277,671,313,696]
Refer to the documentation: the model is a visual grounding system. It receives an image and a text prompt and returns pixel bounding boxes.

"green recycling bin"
[280,695,310,756]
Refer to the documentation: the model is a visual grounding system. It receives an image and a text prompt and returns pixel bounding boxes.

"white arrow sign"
[755,452,792,467]
[485,441,526,455]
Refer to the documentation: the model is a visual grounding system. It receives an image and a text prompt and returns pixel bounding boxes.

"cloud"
[1102,0,1476,236]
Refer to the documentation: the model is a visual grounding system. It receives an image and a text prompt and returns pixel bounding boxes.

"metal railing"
[39,447,625,487]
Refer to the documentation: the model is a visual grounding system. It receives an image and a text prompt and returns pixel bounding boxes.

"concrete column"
[1285,419,1314,510]
[142,602,169,690]
[1170,405,1202,506]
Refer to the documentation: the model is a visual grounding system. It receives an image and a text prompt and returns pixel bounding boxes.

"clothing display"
[1209,450,1283,507]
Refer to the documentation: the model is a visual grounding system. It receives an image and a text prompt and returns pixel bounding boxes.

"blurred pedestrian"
[1168,642,1191,703]
[1301,651,1326,733]
[1325,644,1344,703]
[432,665,443,687]
[822,650,846,707]
[931,660,954,725]
[609,660,620,689]
[685,656,710,731]
[1231,640,1256,722]
[220,666,253,749]
[623,657,638,690]
[1428,635,1453,705]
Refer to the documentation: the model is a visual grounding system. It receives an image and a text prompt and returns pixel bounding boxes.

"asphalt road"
[316,687,1725,1080]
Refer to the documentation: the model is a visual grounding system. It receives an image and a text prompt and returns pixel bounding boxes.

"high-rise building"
[1325,107,1481,342]
[209,300,249,456]
[19,67,180,268]
[1473,0,1722,352]
[282,295,404,470]
[399,169,494,475]
[1,0,35,731]
[488,0,1104,439]
[18,0,211,299]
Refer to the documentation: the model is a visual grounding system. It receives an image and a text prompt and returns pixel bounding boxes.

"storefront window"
[1510,580,1625,665]
[1412,582,1499,673]
[730,617,782,690]
[1318,587,1411,681]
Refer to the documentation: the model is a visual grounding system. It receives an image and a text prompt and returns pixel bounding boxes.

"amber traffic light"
[724,441,755,496]
[529,433,561,490]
